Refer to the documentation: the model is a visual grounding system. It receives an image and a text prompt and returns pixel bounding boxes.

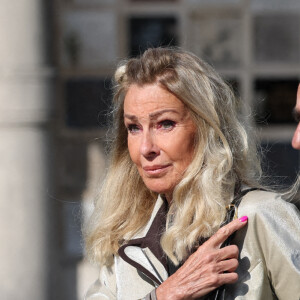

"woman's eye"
[158,120,176,130]
[127,124,140,133]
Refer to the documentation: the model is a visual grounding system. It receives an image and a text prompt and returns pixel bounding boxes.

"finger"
[201,271,239,293]
[217,258,239,273]
[191,245,238,272]
[216,245,239,261]
[206,216,248,248]
[218,271,239,285]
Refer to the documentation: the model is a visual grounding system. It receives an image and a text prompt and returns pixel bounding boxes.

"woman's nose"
[140,131,160,159]
[292,123,300,150]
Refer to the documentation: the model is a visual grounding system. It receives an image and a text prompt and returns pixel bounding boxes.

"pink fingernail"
[239,216,248,222]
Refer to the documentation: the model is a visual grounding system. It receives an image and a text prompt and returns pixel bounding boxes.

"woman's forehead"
[123,83,186,115]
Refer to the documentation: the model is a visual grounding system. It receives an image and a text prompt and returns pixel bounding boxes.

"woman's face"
[124,83,197,202]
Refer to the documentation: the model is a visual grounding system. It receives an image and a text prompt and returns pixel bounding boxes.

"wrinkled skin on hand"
[156,217,248,300]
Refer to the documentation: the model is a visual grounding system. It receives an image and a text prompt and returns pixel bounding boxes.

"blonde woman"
[85,48,300,299]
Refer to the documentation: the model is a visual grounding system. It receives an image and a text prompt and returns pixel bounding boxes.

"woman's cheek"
[127,138,139,163]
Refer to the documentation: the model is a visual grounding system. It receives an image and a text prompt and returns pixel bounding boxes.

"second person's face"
[124,83,197,202]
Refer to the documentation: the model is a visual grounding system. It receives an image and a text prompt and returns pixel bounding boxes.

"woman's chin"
[144,182,173,200]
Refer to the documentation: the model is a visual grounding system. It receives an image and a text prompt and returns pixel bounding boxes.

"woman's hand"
[156,216,248,300]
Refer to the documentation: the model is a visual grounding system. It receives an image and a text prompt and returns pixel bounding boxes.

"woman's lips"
[143,164,171,176]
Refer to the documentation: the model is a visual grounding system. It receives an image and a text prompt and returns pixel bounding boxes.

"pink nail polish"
[239,216,248,222]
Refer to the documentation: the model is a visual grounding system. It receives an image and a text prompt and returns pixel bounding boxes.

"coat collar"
[118,195,169,286]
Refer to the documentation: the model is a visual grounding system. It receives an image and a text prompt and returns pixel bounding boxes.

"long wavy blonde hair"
[84,47,262,266]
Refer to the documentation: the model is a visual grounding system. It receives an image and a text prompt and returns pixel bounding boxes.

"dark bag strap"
[207,188,257,300]
[220,188,257,247]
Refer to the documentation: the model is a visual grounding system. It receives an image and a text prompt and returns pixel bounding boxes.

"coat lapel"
[118,196,169,286]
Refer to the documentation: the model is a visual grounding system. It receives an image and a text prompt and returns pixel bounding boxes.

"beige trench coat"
[85,190,300,300]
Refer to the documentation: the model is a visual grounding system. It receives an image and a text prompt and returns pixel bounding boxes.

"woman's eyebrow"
[124,109,180,120]
[123,114,137,121]
[149,109,180,119]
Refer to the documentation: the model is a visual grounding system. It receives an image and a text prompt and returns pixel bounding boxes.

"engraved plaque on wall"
[254,79,298,124]
[129,17,178,56]
[65,78,112,128]
[254,14,300,63]
[189,14,242,67]
[62,11,117,68]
